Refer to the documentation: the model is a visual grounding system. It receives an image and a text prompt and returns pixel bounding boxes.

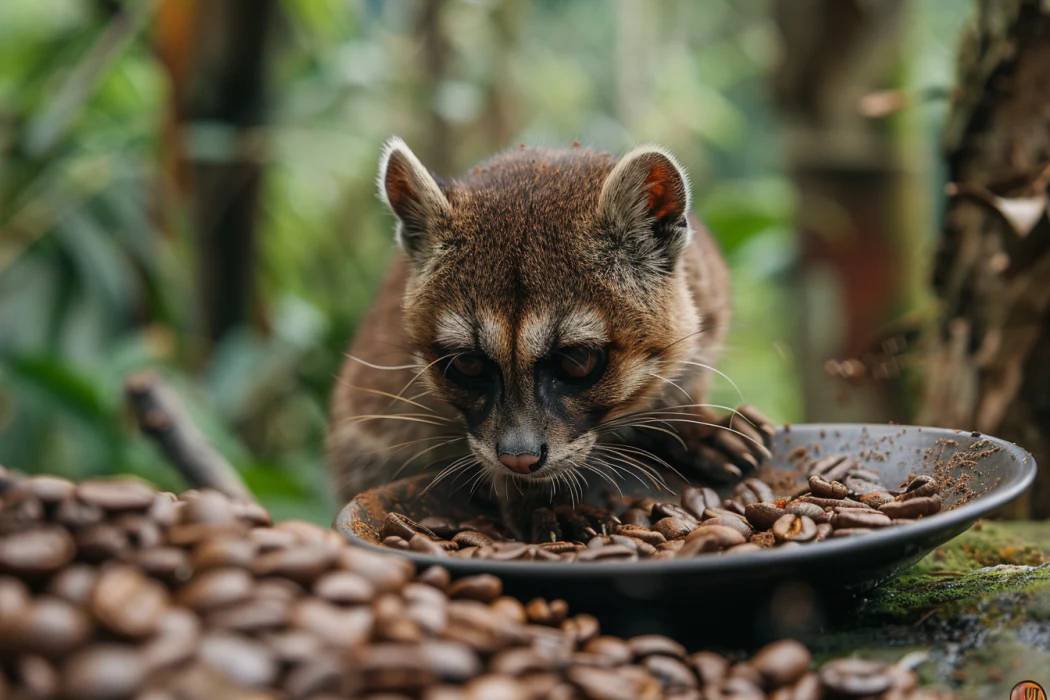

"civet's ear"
[378,136,451,260]
[598,146,692,270]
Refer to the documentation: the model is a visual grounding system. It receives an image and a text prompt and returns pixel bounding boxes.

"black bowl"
[334,424,1034,637]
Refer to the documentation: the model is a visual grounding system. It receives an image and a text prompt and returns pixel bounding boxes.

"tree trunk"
[920,0,1050,517]
[773,0,922,423]
[154,0,276,353]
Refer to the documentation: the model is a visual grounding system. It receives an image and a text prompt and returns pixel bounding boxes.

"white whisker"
[344,354,421,371]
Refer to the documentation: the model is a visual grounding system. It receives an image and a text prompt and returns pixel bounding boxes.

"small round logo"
[1012,680,1047,700]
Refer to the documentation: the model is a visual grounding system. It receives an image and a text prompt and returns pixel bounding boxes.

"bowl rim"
[333,423,1037,579]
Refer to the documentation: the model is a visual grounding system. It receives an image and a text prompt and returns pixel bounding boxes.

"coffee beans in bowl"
[362,453,949,562]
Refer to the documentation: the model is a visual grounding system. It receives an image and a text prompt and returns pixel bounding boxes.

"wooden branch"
[125,371,253,502]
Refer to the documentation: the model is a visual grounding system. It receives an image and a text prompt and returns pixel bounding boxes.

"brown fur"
[328,142,730,500]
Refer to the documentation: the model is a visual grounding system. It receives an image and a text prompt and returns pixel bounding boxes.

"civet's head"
[378,138,701,487]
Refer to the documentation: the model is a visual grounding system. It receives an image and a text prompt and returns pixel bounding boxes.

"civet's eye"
[552,346,605,383]
[451,353,485,378]
[443,351,493,388]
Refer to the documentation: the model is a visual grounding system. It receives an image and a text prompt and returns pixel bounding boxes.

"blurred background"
[0,0,974,522]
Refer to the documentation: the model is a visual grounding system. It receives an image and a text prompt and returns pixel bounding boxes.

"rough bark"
[773,0,919,423]
[920,0,1050,517]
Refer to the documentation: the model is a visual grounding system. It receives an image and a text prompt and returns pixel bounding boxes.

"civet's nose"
[497,447,546,474]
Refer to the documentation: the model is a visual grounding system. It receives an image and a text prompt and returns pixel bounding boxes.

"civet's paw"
[656,404,776,483]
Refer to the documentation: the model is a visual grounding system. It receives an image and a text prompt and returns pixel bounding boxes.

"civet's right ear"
[598,145,692,271]
[378,137,451,260]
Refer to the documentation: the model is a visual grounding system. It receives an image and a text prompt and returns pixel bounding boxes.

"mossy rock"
[812,520,1050,699]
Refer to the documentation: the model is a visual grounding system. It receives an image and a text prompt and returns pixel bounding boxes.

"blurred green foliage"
[0,0,970,522]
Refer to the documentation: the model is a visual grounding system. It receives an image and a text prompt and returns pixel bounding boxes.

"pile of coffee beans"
[379,454,944,561]
[0,467,951,698]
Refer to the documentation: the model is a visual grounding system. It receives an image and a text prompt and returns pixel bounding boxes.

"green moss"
[859,521,1050,622]
[805,520,1050,699]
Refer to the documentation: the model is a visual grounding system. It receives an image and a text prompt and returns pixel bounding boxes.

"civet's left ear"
[378,136,451,263]
[598,146,692,270]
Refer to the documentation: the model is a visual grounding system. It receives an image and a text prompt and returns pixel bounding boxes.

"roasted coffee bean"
[583,635,633,665]
[231,499,271,526]
[489,543,531,560]
[191,535,257,569]
[383,512,436,540]
[831,509,892,529]
[76,478,155,511]
[179,490,236,525]
[253,542,337,582]
[798,494,871,510]
[55,498,104,528]
[653,517,695,540]
[819,657,894,696]
[680,485,721,520]
[0,527,74,575]
[16,654,59,697]
[199,633,278,688]
[4,596,93,655]
[48,565,97,606]
[808,454,855,482]
[784,501,830,523]
[899,474,939,499]
[614,524,665,545]
[845,475,884,497]
[339,547,412,592]
[419,516,459,539]
[24,475,75,503]
[620,508,651,528]
[772,514,817,543]
[76,523,130,561]
[452,530,493,548]
[880,495,941,519]
[692,518,751,541]
[207,595,290,632]
[628,634,686,659]
[141,608,200,671]
[62,644,146,699]
[409,533,449,556]
[734,478,775,505]
[652,502,698,525]
[690,651,729,685]
[808,474,848,499]
[645,654,697,689]
[744,502,787,530]
[449,575,502,602]
[726,542,763,554]
[525,598,569,626]
[858,491,895,508]
[567,665,656,700]
[685,524,746,549]
[314,570,376,604]
[577,544,636,561]
[177,567,254,611]
[418,565,451,590]
[726,498,750,516]
[92,565,169,637]
[383,535,410,550]
[291,597,374,647]
[129,545,188,581]
[752,639,811,687]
